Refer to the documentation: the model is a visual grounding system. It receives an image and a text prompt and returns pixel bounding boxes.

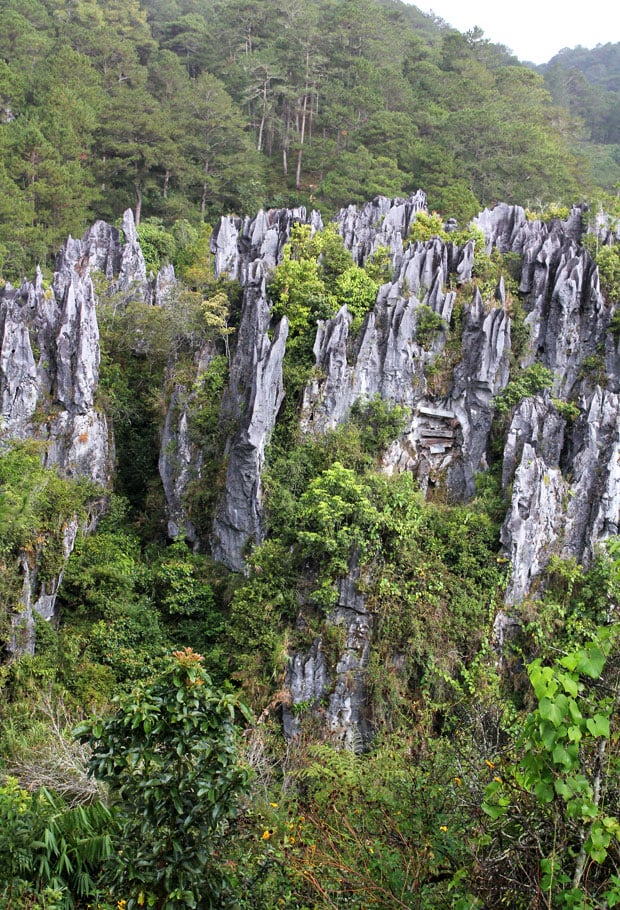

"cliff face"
[161,207,320,570]
[0,211,148,652]
[3,193,619,743]
[156,192,619,744]
[154,193,620,742]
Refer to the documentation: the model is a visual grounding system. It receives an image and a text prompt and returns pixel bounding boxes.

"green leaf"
[552,744,572,768]
[558,671,580,697]
[585,714,610,738]
[539,720,558,751]
[481,801,507,820]
[567,698,582,724]
[534,780,555,803]
[539,696,565,728]
[577,646,606,679]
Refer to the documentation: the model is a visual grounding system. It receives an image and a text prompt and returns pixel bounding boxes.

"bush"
[76,648,251,910]
[493,363,554,415]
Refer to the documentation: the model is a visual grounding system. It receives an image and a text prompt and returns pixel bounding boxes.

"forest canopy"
[0,0,611,281]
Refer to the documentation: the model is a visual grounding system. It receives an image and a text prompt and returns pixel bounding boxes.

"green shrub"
[493,363,554,415]
[76,649,251,910]
[416,304,447,348]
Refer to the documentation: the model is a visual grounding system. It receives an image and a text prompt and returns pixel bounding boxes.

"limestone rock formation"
[0,210,151,653]
[159,193,620,744]
[284,564,373,751]
[4,192,618,745]
[210,205,323,284]
[164,205,320,568]
[211,264,288,571]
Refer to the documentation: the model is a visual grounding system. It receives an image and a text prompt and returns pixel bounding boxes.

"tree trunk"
[201,159,209,217]
[295,48,311,190]
[135,185,142,226]
[257,79,268,152]
[295,92,308,190]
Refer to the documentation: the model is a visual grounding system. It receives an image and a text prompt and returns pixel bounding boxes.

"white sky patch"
[416,0,618,65]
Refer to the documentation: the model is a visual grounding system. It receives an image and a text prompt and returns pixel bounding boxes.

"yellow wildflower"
[439,825,448,832]
[262,830,271,840]
[485,759,495,769]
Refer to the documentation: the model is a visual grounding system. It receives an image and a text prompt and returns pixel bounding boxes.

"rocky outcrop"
[284,565,373,750]
[210,206,323,284]
[501,386,620,605]
[0,269,111,486]
[158,205,322,567]
[0,210,152,653]
[472,203,620,603]
[301,238,508,498]
[474,203,609,395]
[337,190,428,265]
[5,193,616,738]
[210,264,288,571]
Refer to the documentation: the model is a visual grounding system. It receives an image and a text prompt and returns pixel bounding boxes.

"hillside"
[2,1,620,906]
[0,0,596,282]
[2,189,620,906]
[541,42,620,191]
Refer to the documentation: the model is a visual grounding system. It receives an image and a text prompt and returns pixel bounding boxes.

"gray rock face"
[210,206,323,284]
[501,385,620,606]
[161,205,325,568]
[210,264,288,571]
[0,267,111,486]
[284,564,373,750]
[0,209,154,653]
[501,441,567,605]
[336,190,428,265]
[474,203,608,395]
[156,205,321,566]
[301,237,508,499]
[158,343,217,544]
[473,203,620,603]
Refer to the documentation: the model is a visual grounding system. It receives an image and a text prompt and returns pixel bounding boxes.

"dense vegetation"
[2,1,620,907]
[2,206,620,907]
[541,42,620,191]
[0,0,603,281]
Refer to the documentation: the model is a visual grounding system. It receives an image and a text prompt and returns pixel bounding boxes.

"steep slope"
[2,192,619,746]
[156,192,619,743]
[0,211,148,652]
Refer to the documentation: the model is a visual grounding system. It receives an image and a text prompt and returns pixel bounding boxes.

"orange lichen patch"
[78,431,89,443]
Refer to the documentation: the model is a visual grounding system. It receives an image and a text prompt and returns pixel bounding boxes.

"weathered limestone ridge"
[284,561,373,751]
[501,386,620,606]
[475,203,609,396]
[0,254,111,486]
[0,211,150,654]
[301,220,507,498]
[473,203,620,602]
[161,206,319,564]
[211,262,289,571]
[210,205,323,283]
[336,189,429,266]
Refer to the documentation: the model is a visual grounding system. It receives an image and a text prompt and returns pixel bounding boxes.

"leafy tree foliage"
[0,776,113,908]
[76,648,251,909]
[0,0,601,280]
[479,630,620,908]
